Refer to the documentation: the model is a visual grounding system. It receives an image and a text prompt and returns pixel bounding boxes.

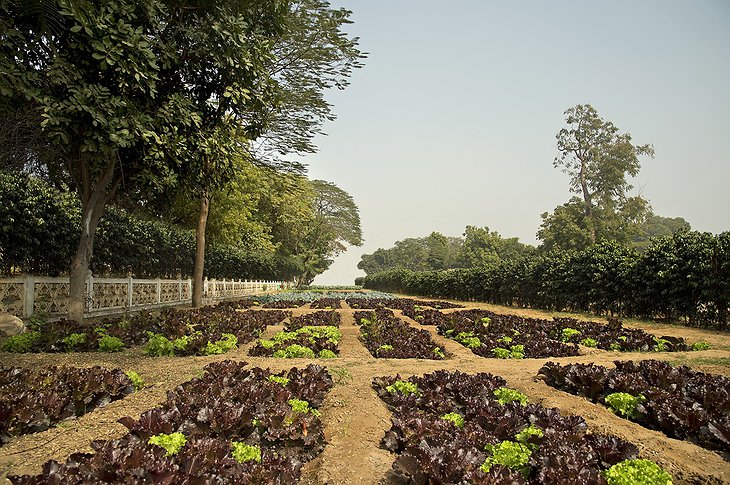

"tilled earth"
[1,298,729,484]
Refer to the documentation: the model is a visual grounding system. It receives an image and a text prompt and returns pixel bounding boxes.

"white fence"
[0,275,286,319]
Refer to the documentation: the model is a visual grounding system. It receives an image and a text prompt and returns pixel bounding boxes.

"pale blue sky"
[305,0,730,285]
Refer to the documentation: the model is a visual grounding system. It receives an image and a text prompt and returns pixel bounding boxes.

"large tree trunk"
[68,161,118,322]
[192,188,210,307]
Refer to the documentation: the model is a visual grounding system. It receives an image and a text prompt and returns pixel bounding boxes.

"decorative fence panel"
[0,276,285,319]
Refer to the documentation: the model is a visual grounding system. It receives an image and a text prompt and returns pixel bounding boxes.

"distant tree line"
[362,233,730,329]
[358,226,535,275]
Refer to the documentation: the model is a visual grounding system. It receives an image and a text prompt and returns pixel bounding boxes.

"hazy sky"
[305,0,730,285]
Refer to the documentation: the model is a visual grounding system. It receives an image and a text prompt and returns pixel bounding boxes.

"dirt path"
[1,300,729,484]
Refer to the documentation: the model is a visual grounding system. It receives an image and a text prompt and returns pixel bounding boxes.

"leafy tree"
[275,178,362,286]
[357,227,531,275]
[1,0,180,321]
[458,226,535,267]
[632,214,691,251]
[540,104,654,251]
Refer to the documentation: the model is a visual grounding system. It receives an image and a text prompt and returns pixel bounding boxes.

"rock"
[0,313,25,336]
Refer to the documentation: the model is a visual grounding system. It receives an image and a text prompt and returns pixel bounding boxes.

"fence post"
[156,278,161,304]
[127,277,133,308]
[178,279,183,303]
[23,275,34,319]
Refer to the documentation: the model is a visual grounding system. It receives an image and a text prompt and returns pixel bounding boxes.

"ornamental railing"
[0,276,285,319]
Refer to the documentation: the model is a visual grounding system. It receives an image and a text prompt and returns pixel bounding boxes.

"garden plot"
[1,366,138,447]
[9,361,332,484]
[539,359,730,459]
[436,309,706,359]
[354,308,447,359]
[249,326,341,359]
[1,294,729,484]
[1,305,289,358]
[372,369,670,484]
[285,310,341,331]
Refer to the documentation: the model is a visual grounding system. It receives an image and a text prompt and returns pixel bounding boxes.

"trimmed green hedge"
[0,172,299,280]
[363,235,730,329]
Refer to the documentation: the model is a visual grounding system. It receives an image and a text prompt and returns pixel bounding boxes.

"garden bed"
[9,361,333,484]
[1,306,289,358]
[285,311,341,331]
[372,369,670,484]
[539,359,730,459]
[437,309,702,359]
[249,326,341,359]
[1,365,137,447]
[354,309,446,359]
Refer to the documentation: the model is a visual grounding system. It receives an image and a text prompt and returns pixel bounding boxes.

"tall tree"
[540,104,655,251]
[1,0,183,321]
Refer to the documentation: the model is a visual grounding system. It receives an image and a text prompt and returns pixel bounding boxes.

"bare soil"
[1,299,729,484]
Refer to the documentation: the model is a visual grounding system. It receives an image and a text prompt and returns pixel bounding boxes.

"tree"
[1,0,182,321]
[540,104,654,251]
[457,226,535,267]
[152,0,364,306]
[2,0,364,317]
[632,214,691,251]
[284,179,362,286]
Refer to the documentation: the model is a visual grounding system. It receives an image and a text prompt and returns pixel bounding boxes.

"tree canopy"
[358,227,534,275]
[539,104,655,251]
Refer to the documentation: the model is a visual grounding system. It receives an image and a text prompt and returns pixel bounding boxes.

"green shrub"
[492,347,510,359]
[493,387,529,406]
[604,459,672,484]
[580,337,598,348]
[148,432,186,456]
[691,341,710,351]
[386,380,420,397]
[509,344,525,359]
[288,398,320,416]
[98,335,124,352]
[604,392,645,419]
[259,339,276,349]
[514,424,543,449]
[125,371,145,391]
[653,337,671,352]
[2,331,42,353]
[480,440,532,476]
[432,346,445,358]
[144,333,174,356]
[267,375,290,386]
[62,332,87,351]
[202,333,238,355]
[440,412,464,428]
[318,349,337,359]
[273,344,315,358]
[231,442,261,464]
[497,335,513,344]
[561,328,582,342]
[455,332,481,349]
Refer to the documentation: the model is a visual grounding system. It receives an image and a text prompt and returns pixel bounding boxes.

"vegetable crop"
[539,359,730,456]
[10,361,333,484]
[1,365,135,446]
[372,370,656,483]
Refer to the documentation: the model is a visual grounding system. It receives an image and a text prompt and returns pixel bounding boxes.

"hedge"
[0,172,298,280]
[363,234,730,329]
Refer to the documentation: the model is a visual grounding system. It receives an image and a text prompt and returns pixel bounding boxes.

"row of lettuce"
[5,361,701,483]
[7,361,333,483]
[374,369,679,484]
[361,232,730,329]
